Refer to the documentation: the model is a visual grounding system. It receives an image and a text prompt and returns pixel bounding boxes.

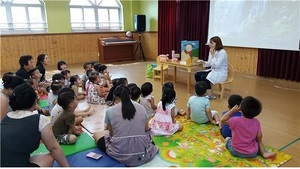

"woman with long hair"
[36,53,50,83]
[194,36,228,100]
[93,85,158,166]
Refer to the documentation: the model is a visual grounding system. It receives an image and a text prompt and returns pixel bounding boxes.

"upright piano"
[98,37,136,63]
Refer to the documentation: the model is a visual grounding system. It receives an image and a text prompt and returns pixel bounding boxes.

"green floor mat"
[31,131,96,156]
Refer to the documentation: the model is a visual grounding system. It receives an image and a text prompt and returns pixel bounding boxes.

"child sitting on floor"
[48,80,64,113]
[57,60,67,71]
[52,91,81,145]
[61,70,71,87]
[97,64,112,90]
[186,81,220,126]
[162,82,185,116]
[140,82,157,117]
[220,94,243,138]
[86,71,105,104]
[51,87,93,125]
[128,83,141,102]
[221,96,276,159]
[29,67,48,95]
[81,62,93,91]
[149,88,183,136]
[106,77,128,104]
[69,75,85,100]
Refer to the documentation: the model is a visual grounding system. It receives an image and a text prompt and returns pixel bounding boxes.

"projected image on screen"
[208,0,300,51]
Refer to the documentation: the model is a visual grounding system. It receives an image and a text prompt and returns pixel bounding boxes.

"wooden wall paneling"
[141,32,150,60]
[249,49,258,75]
[64,34,70,63]
[146,32,158,61]
[1,37,7,70]
[55,34,64,65]
[33,36,40,58]
[134,32,158,61]
[9,37,19,69]
[0,32,260,76]
[23,36,31,56]
[64,35,73,64]
[225,47,258,75]
[53,35,60,65]
[10,37,20,69]
[0,37,12,71]
[81,34,96,62]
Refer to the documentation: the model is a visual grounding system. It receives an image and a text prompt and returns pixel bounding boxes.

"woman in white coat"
[194,36,228,99]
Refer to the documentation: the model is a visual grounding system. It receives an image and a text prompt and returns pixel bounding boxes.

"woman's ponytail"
[114,85,136,120]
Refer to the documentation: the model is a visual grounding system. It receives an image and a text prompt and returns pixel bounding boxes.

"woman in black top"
[36,54,50,82]
[0,84,69,167]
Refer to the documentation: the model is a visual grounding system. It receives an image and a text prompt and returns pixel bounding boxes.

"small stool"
[153,64,168,81]
[153,56,168,81]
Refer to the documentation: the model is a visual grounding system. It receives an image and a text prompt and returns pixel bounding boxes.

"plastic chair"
[153,56,168,81]
[213,63,234,99]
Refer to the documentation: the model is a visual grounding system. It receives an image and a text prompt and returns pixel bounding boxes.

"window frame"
[0,0,47,34]
[69,0,123,32]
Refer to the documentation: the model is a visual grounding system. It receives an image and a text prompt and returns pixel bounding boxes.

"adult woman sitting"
[93,85,158,166]
[1,83,69,167]
[194,36,228,99]
[0,73,24,120]
[36,53,50,83]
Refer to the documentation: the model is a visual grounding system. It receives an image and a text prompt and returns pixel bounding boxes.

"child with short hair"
[52,92,80,145]
[86,72,104,104]
[186,81,220,125]
[51,87,93,124]
[81,62,93,90]
[52,73,65,86]
[149,88,183,136]
[57,60,67,71]
[140,82,157,117]
[220,94,243,138]
[61,70,71,87]
[29,67,48,95]
[106,77,128,104]
[221,96,276,159]
[128,83,141,102]
[96,64,112,96]
[48,81,64,113]
[84,69,93,92]
[69,75,85,100]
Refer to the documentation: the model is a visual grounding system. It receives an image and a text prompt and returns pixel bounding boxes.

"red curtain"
[158,0,210,59]
[176,0,210,60]
[158,0,177,57]
[257,49,300,82]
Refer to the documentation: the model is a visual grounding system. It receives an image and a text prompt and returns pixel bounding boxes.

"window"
[0,0,47,34]
[69,0,123,31]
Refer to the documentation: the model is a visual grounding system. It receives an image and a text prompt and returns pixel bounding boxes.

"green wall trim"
[44,0,71,33]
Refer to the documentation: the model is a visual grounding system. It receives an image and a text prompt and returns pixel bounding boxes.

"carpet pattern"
[152,116,292,167]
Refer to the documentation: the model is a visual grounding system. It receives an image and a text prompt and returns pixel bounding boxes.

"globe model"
[126,31,133,38]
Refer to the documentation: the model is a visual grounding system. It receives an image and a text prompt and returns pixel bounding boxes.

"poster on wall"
[180,40,199,62]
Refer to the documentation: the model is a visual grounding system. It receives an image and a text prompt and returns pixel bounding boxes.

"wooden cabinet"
[98,38,136,63]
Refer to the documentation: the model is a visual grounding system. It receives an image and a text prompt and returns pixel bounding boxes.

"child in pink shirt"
[221,96,276,159]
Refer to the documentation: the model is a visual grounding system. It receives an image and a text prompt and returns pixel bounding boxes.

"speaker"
[134,15,146,32]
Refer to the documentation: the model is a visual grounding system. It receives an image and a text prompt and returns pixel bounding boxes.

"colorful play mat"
[152,116,292,167]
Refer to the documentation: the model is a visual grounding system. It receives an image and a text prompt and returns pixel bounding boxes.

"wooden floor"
[2,60,299,167]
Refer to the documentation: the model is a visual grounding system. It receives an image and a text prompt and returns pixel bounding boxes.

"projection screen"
[208,0,300,51]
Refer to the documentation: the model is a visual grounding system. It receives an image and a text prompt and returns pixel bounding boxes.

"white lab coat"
[203,49,228,84]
